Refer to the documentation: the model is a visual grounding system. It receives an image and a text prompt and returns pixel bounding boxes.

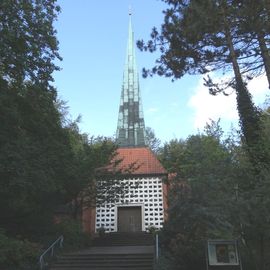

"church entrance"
[117,206,142,232]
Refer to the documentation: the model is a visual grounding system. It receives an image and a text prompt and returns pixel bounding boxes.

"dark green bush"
[54,218,92,250]
[0,229,40,270]
[154,252,177,270]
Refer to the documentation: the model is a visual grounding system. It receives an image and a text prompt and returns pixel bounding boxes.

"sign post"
[206,240,242,270]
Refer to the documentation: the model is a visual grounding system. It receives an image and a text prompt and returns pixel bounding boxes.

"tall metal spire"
[116,13,146,147]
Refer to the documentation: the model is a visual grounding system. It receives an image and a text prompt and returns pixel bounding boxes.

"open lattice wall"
[95,177,164,232]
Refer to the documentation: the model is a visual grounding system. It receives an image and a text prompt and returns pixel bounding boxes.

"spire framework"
[116,15,146,147]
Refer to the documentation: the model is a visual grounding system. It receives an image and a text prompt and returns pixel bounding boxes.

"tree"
[58,116,140,220]
[236,101,270,270]
[235,0,270,88]
[137,0,266,150]
[204,118,224,141]
[60,123,122,219]
[0,1,129,268]
[145,126,162,154]
[0,83,73,237]
[159,139,186,174]
[159,125,234,270]
[0,0,66,238]
[0,0,61,90]
[140,8,270,253]
[229,135,270,270]
[158,118,270,270]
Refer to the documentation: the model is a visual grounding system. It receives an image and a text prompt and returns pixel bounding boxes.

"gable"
[114,147,167,176]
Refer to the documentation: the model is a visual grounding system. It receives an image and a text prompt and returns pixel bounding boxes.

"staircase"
[93,232,154,246]
[50,232,155,270]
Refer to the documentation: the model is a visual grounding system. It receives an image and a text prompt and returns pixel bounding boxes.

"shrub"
[0,229,40,270]
[54,218,92,250]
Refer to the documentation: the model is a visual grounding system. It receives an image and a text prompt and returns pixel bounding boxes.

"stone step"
[54,261,152,264]
[50,233,154,270]
[50,252,154,270]
[58,254,153,259]
[51,262,152,266]
[93,232,154,246]
[50,268,153,270]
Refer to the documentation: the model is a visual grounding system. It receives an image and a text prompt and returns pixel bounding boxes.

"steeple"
[116,13,146,147]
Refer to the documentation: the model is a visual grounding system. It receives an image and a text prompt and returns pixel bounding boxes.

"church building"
[82,14,168,234]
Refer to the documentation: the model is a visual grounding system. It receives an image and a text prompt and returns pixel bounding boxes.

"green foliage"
[138,0,270,85]
[158,139,186,174]
[0,0,67,240]
[0,229,40,270]
[0,0,61,89]
[0,84,72,236]
[0,2,124,267]
[59,124,122,216]
[145,126,162,154]
[158,118,270,270]
[138,0,265,149]
[159,122,236,269]
[154,251,177,270]
[97,226,106,237]
[230,114,270,270]
[54,219,92,250]
[234,0,270,88]
[139,6,270,266]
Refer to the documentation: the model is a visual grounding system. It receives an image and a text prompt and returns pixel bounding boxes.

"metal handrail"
[39,235,64,270]
[155,233,159,261]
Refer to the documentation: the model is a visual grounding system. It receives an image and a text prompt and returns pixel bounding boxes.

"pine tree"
[137,0,268,149]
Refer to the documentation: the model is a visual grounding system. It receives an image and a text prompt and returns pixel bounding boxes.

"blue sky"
[53,0,269,143]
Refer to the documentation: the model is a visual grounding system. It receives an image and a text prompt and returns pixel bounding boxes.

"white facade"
[95,176,165,232]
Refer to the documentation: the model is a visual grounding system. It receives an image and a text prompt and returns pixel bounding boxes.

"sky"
[53,0,269,143]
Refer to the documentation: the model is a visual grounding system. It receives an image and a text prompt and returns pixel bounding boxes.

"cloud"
[248,75,269,105]
[188,74,269,130]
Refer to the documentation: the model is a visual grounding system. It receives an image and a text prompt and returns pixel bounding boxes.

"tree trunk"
[257,31,270,89]
[222,13,260,148]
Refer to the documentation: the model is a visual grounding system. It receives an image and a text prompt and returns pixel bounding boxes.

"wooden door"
[117,206,142,232]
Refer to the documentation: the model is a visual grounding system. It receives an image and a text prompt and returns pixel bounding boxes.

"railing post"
[60,236,64,248]
[155,233,159,261]
[39,257,44,270]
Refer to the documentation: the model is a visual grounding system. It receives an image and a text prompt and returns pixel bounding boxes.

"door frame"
[115,203,145,232]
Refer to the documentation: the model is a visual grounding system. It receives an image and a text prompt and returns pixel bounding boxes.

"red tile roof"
[114,147,167,175]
